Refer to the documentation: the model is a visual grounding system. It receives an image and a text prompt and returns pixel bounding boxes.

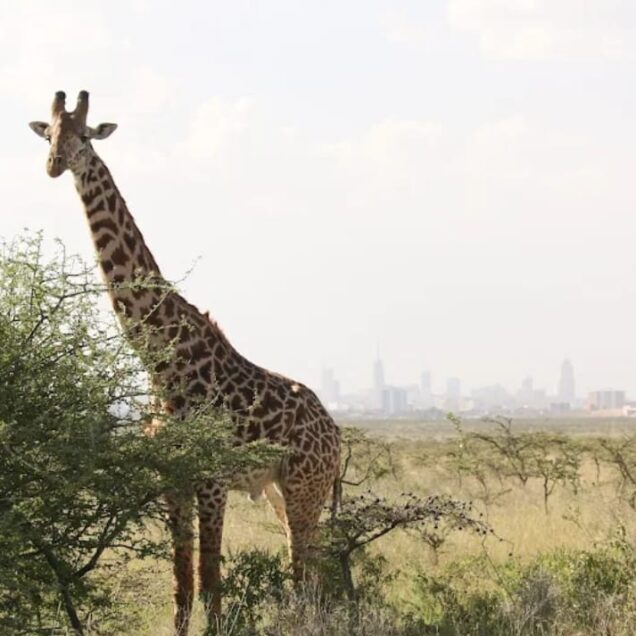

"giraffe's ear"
[29,121,49,138]
[86,123,118,140]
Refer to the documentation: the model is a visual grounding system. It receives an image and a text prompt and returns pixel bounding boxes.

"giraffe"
[29,91,341,635]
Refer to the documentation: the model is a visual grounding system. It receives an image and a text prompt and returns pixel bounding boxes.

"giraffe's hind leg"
[281,473,334,580]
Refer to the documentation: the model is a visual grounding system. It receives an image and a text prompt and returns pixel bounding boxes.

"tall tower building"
[558,358,575,405]
[321,367,340,404]
[420,370,432,408]
[372,349,385,410]
[517,376,534,407]
[373,353,385,394]
[445,377,461,412]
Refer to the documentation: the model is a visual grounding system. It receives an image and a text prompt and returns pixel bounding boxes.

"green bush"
[410,535,636,636]
[0,234,281,635]
[216,549,291,633]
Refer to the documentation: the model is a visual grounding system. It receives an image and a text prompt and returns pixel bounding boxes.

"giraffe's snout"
[47,154,65,178]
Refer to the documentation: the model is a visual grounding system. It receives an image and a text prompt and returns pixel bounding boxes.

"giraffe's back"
[227,367,340,498]
[159,297,341,497]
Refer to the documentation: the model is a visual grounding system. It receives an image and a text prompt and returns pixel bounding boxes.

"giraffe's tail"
[330,473,341,519]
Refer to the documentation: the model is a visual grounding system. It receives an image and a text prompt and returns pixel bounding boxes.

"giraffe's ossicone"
[29,90,341,636]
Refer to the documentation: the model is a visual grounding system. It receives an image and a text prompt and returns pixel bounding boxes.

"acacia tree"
[449,416,582,513]
[594,436,636,509]
[321,427,489,605]
[323,490,489,603]
[0,235,279,635]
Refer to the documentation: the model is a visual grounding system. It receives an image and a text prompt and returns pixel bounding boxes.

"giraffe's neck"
[72,150,165,318]
[72,150,161,284]
[71,147,257,419]
[70,148,228,377]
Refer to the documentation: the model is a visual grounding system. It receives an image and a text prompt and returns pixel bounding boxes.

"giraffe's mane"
[201,308,232,346]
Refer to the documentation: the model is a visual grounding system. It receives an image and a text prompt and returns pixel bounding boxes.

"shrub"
[216,549,291,633]
[411,535,636,636]
[0,234,281,635]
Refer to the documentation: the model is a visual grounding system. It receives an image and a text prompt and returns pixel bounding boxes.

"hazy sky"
[2,1,636,397]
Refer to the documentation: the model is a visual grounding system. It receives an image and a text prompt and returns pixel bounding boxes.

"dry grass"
[105,418,636,635]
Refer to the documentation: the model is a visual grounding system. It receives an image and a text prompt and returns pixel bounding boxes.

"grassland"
[109,417,636,635]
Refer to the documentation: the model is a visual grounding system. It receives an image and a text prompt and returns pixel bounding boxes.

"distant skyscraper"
[558,358,575,405]
[445,377,461,412]
[373,357,385,393]
[321,367,340,404]
[420,370,432,408]
[420,371,431,394]
[381,387,408,415]
[373,354,385,394]
[517,376,534,407]
[471,384,512,411]
[588,390,625,411]
[516,376,547,409]
[372,349,386,410]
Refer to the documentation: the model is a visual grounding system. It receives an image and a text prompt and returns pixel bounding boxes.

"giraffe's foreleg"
[197,482,227,626]
[166,493,195,636]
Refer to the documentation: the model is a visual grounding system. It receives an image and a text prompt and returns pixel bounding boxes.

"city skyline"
[320,352,630,413]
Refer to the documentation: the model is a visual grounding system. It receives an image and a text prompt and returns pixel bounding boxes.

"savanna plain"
[121,416,636,636]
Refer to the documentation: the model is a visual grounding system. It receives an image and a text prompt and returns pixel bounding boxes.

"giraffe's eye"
[45,135,51,144]
[80,135,88,143]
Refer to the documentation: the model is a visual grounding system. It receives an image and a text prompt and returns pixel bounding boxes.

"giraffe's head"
[29,90,118,178]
